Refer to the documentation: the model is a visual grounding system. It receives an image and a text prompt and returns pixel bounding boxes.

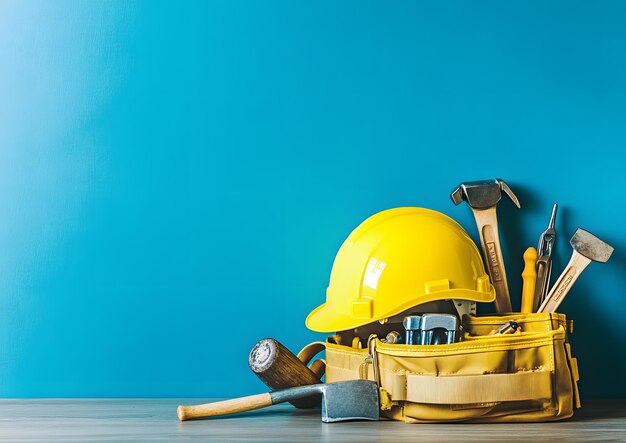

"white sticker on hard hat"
[363,257,386,290]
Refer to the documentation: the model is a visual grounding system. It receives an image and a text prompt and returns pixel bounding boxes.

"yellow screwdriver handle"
[521,247,538,313]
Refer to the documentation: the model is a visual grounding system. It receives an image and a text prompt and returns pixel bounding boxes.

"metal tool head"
[419,313,459,344]
[496,320,519,334]
[420,313,458,331]
[450,178,521,209]
[383,331,402,344]
[403,315,422,331]
[319,380,379,422]
[537,204,558,258]
[570,228,614,263]
[403,315,423,345]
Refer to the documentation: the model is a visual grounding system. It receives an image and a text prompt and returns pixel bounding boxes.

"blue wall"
[1,0,625,398]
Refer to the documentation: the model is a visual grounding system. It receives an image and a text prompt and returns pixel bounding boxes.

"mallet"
[249,338,322,408]
[538,228,613,313]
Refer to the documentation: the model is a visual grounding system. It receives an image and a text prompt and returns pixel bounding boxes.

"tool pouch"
[321,312,580,423]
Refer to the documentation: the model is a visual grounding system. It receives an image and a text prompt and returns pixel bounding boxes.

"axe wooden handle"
[472,207,513,313]
[178,393,272,421]
[537,251,591,313]
[178,384,325,421]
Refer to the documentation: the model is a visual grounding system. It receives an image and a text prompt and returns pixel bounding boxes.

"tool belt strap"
[390,370,552,404]
[565,342,581,408]
[297,341,326,366]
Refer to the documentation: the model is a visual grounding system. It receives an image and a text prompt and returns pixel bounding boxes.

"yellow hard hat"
[306,207,495,333]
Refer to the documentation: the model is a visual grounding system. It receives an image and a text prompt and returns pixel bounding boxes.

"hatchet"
[177,380,379,423]
[538,228,613,313]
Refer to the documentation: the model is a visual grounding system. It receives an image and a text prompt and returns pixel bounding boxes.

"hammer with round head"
[538,228,614,313]
[451,178,520,313]
[248,338,322,409]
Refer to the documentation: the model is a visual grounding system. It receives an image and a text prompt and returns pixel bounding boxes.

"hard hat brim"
[305,287,495,333]
[305,302,345,333]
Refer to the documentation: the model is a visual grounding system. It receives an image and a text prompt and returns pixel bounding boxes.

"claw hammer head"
[450,178,521,209]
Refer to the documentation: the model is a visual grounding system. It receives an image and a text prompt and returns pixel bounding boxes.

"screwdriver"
[521,247,538,313]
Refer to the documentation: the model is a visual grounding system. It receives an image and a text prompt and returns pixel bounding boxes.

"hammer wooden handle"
[472,207,513,313]
[537,251,591,313]
[178,393,272,421]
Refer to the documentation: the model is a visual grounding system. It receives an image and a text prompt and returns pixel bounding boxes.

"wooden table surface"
[1,399,625,442]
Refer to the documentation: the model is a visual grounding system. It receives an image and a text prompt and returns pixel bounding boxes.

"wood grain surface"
[1,399,625,442]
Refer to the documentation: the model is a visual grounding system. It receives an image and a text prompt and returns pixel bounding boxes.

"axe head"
[320,380,379,422]
[571,228,614,263]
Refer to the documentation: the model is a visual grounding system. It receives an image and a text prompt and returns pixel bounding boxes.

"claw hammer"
[451,178,520,313]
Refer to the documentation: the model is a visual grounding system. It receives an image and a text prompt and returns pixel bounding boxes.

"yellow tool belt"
[305,312,580,423]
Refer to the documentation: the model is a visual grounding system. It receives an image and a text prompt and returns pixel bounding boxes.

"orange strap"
[297,341,326,379]
[297,341,325,365]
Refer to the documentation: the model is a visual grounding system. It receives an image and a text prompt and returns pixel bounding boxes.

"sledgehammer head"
[571,228,614,263]
[451,178,521,209]
[317,380,379,422]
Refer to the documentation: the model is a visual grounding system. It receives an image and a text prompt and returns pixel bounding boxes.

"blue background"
[1,0,624,398]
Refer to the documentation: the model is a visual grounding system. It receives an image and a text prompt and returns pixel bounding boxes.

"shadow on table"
[570,400,626,421]
[180,406,321,422]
